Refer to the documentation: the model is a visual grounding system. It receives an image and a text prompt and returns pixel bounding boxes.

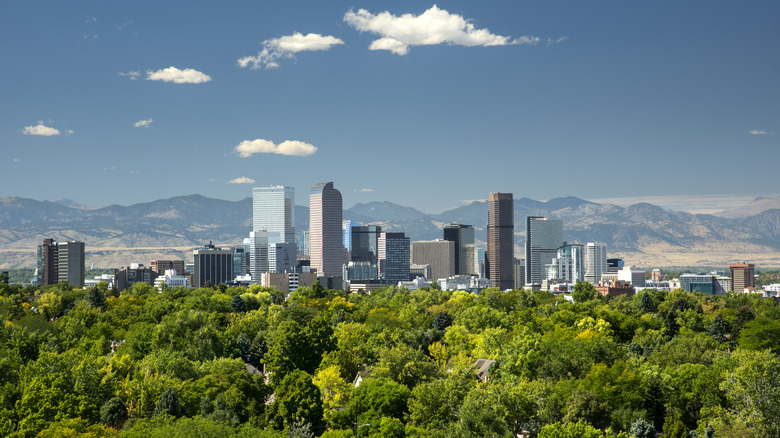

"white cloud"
[133,118,153,128]
[228,176,256,184]
[748,130,770,135]
[23,124,60,136]
[103,166,117,171]
[546,36,568,45]
[86,16,97,23]
[118,71,141,80]
[65,129,75,135]
[461,198,487,204]
[145,66,211,84]
[344,5,539,55]
[13,158,21,162]
[354,188,375,192]
[234,139,318,157]
[238,32,345,69]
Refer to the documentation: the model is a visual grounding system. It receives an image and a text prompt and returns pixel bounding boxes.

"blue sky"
[2,0,778,214]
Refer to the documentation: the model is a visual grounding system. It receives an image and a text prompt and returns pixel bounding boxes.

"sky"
[2,0,778,214]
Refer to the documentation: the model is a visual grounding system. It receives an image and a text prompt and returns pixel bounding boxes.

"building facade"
[310,182,345,277]
[378,232,410,284]
[411,240,455,282]
[487,193,515,290]
[730,263,755,292]
[585,242,608,285]
[193,242,234,288]
[443,224,475,275]
[525,216,563,286]
[252,186,295,245]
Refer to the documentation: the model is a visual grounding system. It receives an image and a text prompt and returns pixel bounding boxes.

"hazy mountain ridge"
[1,195,779,269]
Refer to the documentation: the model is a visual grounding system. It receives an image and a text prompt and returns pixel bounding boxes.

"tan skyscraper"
[310,182,345,277]
[730,263,755,292]
[487,192,514,290]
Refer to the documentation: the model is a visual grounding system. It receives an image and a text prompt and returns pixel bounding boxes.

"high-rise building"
[253,186,295,245]
[546,243,584,283]
[411,240,455,282]
[115,263,157,292]
[351,226,382,263]
[269,242,297,273]
[249,231,269,280]
[606,257,624,274]
[300,230,310,256]
[233,247,248,278]
[310,182,345,277]
[525,216,562,286]
[730,263,755,292]
[378,232,410,284]
[443,224,475,275]
[343,220,361,252]
[37,238,58,285]
[585,242,608,284]
[617,266,647,288]
[57,241,85,287]
[487,193,515,290]
[193,242,234,288]
[514,258,525,290]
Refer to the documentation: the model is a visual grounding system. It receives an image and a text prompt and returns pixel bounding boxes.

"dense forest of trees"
[1,279,779,437]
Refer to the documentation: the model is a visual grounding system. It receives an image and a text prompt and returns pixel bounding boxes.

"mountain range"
[1,195,779,270]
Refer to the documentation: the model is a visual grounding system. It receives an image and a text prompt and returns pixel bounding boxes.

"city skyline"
[2,1,778,214]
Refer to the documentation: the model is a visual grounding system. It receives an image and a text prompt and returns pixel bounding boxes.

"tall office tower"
[351,225,382,263]
[525,216,563,285]
[300,230,310,256]
[37,238,58,285]
[514,258,525,290]
[443,224,475,275]
[584,242,608,285]
[248,231,269,280]
[253,186,295,245]
[729,263,755,292]
[606,257,624,274]
[487,193,515,290]
[57,241,85,287]
[233,247,248,278]
[343,220,361,252]
[547,243,584,283]
[411,240,456,282]
[193,242,234,288]
[378,232,410,284]
[310,182,345,277]
[151,260,186,276]
[269,242,297,273]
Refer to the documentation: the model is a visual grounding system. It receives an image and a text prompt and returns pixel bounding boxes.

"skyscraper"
[525,216,563,285]
[249,231,269,280]
[487,193,515,290]
[443,224,475,275]
[310,182,345,277]
[252,186,295,244]
[378,232,410,284]
[37,238,58,285]
[343,220,361,252]
[585,242,607,285]
[351,225,382,263]
[37,239,85,287]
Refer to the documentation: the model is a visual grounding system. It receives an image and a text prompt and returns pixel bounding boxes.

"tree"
[640,292,656,313]
[538,420,608,438]
[721,350,780,436]
[154,388,184,418]
[573,281,597,303]
[707,313,729,344]
[266,369,324,432]
[738,316,780,354]
[433,311,454,331]
[100,397,128,426]
[230,295,247,313]
[86,287,106,308]
[629,418,657,438]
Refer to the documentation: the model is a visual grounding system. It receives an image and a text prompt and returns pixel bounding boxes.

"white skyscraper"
[525,216,563,285]
[585,242,607,285]
[253,186,295,245]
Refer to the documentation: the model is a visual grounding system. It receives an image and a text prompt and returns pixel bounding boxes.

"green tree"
[230,295,247,313]
[721,350,780,436]
[538,420,608,438]
[640,291,657,313]
[266,369,324,432]
[154,388,184,418]
[572,281,597,303]
[629,418,657,438]
[100,396,128,426]
[738,316,780,354]
[707,313,729,344]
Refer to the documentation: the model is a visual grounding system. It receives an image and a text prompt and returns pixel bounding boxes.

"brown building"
[151,259,185,276]
[37,238,58,285]
[730,263,755,292]
[262,272,318,295]
[310,182,345,278]
[595,280,635,298]
[487,192,514,290]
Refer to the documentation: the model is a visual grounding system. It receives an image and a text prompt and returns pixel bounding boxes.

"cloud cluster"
[234,139,318,157]
[119,71,141,80]
[133,118,153,128]
[355,188,375,192]
[146,66,211,84]
[343,5,538,55]
[748,130,769,135]
[228,176,256,184]
[237,32,345,69]
[23,123,60,136]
